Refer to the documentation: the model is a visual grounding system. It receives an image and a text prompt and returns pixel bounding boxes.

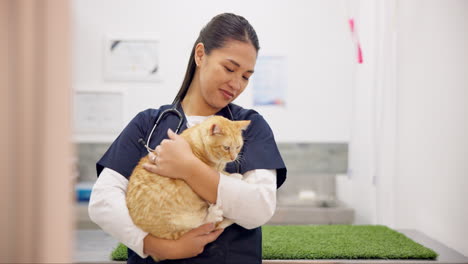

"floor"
[74,229,468,264]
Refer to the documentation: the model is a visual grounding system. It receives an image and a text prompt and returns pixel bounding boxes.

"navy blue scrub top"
[96,103,287,264]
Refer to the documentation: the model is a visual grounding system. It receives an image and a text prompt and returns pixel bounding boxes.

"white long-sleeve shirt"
[88,115,277,258]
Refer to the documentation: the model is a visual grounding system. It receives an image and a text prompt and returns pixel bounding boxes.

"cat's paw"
[216,218,234,229]
[204,203,223,224]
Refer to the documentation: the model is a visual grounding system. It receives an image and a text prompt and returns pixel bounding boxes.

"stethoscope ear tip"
[138,138,155,153]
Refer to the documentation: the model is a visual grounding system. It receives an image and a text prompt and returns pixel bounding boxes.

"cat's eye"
[223,146,230,151]
[236,146,241,150]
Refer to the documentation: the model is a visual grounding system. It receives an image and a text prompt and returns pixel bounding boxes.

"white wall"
[72,0,354,143]
[395,0,468,256]
[337,0,468,257]
[335,0,382,226]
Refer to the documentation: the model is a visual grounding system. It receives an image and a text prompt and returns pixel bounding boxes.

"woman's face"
[195,40,257,111]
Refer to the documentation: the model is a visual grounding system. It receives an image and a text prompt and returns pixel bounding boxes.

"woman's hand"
[174,223,224,259]
[143,128,196,180]
[143,223,224,260]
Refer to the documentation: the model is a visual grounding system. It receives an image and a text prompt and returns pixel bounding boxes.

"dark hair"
[173,13,260,103]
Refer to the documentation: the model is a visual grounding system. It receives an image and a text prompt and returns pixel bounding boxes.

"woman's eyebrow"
[226,59,254,73]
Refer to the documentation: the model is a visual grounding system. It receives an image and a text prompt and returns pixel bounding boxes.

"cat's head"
[199,116,250,164]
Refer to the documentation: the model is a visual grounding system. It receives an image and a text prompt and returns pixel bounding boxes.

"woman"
[89,13,287,264]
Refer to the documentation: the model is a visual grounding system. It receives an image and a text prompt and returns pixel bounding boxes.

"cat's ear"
[210,123,222,135]
[237,120,251,131]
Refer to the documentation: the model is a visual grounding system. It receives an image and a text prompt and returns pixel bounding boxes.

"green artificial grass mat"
[110,225,438,261]
[111,243,128,261]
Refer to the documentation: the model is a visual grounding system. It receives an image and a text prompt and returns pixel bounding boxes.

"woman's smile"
[220,89,234,100]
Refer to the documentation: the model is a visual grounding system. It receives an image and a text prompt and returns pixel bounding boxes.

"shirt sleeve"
[216,169,277,230]
[88,168,149,258]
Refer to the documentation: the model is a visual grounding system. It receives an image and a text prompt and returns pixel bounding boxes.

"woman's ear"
[194,43,205,67]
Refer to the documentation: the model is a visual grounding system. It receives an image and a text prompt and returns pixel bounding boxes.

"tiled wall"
[276,143,348,207]
[77,142,348,207]
[76,143,111,182]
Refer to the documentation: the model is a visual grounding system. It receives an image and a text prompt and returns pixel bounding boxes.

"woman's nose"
[228,76,241,91]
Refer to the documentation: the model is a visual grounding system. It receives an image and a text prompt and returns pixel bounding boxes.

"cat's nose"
[230,154,236,161]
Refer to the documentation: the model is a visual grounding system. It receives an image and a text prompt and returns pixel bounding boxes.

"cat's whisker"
[234,154,246,165]
[237,158,246,165]
[241,137,253,146]
[242,137,252,143]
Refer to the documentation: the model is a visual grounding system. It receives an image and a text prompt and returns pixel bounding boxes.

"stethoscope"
[138,100,235,154]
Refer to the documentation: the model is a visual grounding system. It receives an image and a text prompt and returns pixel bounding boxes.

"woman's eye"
[243,76,249,81]
[223,146,230,150]
[224,66,234,72]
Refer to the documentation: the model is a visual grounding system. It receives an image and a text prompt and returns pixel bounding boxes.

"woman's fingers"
[143,132,194,180]
[148,152,157,164]
[174,223,224,259]
[142,163,158,173]
[143,153,159,173]
[202,228,224,244]
[190,223,216,235]
[167,128,182,140]
[155,145,162,155]
[190,223,224,243]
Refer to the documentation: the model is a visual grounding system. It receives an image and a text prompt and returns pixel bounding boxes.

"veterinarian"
[89,13,287,264]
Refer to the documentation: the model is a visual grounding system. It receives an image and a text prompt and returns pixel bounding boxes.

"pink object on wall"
[357,43,363,64]
[349,18,355,32]
[348,18,363,64]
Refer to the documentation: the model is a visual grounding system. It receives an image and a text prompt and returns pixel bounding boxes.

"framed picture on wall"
[103,35,160,82]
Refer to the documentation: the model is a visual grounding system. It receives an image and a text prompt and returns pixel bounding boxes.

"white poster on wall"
[74,91,123,134]
[104,36,160,82]
[251,55,287,106]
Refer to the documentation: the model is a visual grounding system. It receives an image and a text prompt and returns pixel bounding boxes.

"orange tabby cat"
[126,115,250,241]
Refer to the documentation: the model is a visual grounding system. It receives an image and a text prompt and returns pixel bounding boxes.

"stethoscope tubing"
[140,101,237,171]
